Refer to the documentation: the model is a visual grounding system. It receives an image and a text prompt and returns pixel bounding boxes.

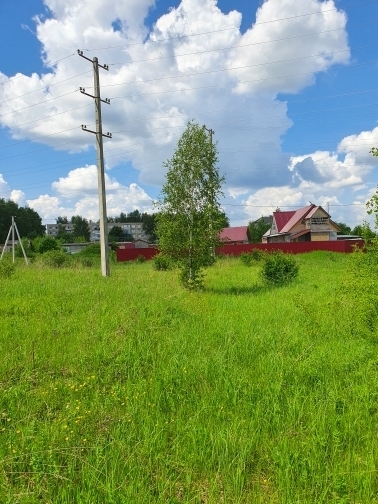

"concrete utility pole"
[78,50,112,277]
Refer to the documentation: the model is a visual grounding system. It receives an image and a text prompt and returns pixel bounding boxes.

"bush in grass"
[41,250,69,268]
[79,257,94,268]
[240,252,253,266]
[76,243,101,256]
[250,248,267,262]
[261,251,299,285]
[33,236,61,254]
[0,260,15,278]
[153,253,172,271]
[240,249,266,266]
[135,254,146,263]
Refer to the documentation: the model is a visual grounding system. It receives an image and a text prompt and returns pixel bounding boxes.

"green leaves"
[157,121,225,289]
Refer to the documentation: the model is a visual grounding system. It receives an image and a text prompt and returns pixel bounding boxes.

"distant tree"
[0,199,44,243]
[125,210,142,222]
[248,218,271,243]
[56,216,68,224]
[33,236,60,254]
[336,222,352,235]
[141,213,158,242]
[108,226,133,242]
[352,221,376,240]
[71,216,90,242]
[114,212,128,223]
[217,210,229,228]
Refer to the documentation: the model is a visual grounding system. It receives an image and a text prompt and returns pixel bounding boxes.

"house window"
[310,217,328,225]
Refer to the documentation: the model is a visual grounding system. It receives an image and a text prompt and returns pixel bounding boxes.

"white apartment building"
[46,221,149,243]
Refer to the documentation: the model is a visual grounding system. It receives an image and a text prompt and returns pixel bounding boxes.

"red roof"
[274,211,296,232]
[280,205,314,233]
[220,226,249,242]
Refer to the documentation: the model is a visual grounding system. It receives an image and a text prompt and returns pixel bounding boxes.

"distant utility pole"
[0,216,28,264]
[78,49,112,277]
[204,126,215,259]
[204,126,214,145]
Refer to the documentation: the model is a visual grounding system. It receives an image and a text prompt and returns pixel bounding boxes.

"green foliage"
[250,248,267,261]
[153,253,172,270]
[261,251,299,285]
[248,217,271,243]
[40,250,69,268]
[76,243,101,256]
[141,213,158,242]
[71,215,90,242]
[240,248,267,266]
[33,235,61,254]
[135,254,146,263]
[352,221,376,240]
[15,238,34,258]
[157,120,225,289]
[0,259,15,278]
[240,251,254,266]
[336,221,352,235]
[78,257,94,268]
[108,225,132,242]
[0,198,44,243]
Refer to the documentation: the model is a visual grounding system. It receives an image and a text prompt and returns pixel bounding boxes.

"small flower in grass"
[65,437,69,441]
[16,430,20,434]
[82,438,87,443]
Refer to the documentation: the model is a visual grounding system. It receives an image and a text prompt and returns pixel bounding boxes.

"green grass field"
[1,251,378,503]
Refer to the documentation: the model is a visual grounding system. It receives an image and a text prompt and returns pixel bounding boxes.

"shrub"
[261,251,299,285]
[0,260,15,278]
[33,236,61,254]
[240,252,253,266]
[153,253,172,271]
[135,254,146,263]
[80,257,94,268]
[76,244,101,256]
[250,248,267,262]
[41,250,69,268]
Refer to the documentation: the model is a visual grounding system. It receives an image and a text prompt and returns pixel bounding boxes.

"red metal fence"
[116,240,364,262]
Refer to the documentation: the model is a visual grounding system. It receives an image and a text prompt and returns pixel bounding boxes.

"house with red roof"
[262,204,340,243]
[220,226,250,244]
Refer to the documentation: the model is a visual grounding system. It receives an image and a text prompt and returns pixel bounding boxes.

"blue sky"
[0,0,378,227]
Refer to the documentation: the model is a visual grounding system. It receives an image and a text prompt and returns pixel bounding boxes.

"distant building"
[219,226,250,244]
[46,221,149,243]
[262,205,340,243]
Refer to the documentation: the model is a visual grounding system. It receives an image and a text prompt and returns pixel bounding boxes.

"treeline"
[0,199,45,243]
[54,211,160,243]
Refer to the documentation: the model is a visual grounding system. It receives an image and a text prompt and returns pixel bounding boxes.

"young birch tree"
[157,121,225,289]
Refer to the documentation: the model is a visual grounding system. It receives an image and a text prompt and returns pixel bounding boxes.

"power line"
[4,84,378,135]
[82,0,378,52]
[109,60,377,101]
[107,21,378,67]
[0,52,77,88]
[0,90,78,118]
[84,45,359,90]
[0,70,92,106]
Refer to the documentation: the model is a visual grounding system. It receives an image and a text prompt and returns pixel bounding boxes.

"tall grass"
[0,251,377,503]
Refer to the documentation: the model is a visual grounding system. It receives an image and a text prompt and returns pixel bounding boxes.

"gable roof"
[220,226,249,242]
[273,211,296,232]
[280,205,314,233]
